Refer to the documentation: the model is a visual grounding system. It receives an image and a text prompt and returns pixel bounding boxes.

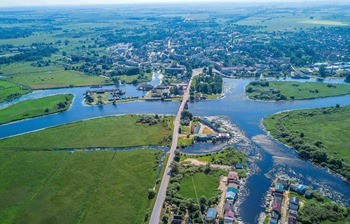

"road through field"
[149,68,202,224]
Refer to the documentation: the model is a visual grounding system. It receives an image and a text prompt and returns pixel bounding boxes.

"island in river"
[0,94,73,125]
[246,81,350,101]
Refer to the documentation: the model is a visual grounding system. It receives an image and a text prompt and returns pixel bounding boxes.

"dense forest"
[192,73,223,95]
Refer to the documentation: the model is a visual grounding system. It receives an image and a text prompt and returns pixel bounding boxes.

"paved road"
[149,68,202,224]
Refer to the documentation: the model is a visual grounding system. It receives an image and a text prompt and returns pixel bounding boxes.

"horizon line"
[0,0,348,9]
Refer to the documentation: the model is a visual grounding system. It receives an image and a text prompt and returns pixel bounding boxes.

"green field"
[300,20,348,26]
[0,115,173,151]
[0,149,162,224]
[178,137,194,147]
[119,73,152,84]
[0,80,31,103]
[264,106,350,179]
[177,172,220,201]
[246,81,350,101]
[0,63,110,89]
[237,12,349,31]
[0,114,170,223]
[0,94,73,125]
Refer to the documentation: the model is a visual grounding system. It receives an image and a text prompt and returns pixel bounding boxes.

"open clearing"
[0,115,173,151]
[177,172,221,201]
[0,94,73,125]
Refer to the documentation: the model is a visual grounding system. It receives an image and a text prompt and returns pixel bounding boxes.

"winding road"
[149,68,202,224]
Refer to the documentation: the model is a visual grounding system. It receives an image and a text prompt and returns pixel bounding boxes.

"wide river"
[0,76,349,223]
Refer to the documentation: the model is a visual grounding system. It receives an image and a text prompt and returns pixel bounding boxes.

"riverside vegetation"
[291,190,350,224]
[246,81,350,101]
[0,94,73,125]
[0,80,31,103]
[0,115,173,150]
[264,105,350,180]
[0,114,174,224]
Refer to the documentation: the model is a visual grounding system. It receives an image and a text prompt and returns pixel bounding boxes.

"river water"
[0,76,349,223]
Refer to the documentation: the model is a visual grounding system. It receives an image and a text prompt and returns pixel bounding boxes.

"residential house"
[227,171,239,184]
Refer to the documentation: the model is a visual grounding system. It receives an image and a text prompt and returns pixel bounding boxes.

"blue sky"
[0,0,330,7]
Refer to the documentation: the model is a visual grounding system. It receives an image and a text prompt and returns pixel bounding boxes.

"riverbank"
[0,114,174,150]
[0,80,32,103]
[246,81,350,101]
[0,94,73,125]
[263,105,350,181]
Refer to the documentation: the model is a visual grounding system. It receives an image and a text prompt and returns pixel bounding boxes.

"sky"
[0,0,335,7]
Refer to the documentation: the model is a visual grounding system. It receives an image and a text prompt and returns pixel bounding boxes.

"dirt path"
[183,158,231,170]
[217,176,227,218]
[183,158,207,166]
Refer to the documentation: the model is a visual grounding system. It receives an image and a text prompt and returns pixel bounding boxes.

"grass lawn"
[119,73,152,84]
[0,115,173,151]
[178,137,194,147]
[246,81,350,101]
[0,149,162,224]
[206,94,222,100]
[0,80,31,103]
[0,94,73,125]
[177,172,220,201]
[264,106,350,179]
[0,63,110,89]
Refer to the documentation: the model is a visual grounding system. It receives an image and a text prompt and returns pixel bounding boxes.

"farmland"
[0,94,73,125]
[246,81,350,101]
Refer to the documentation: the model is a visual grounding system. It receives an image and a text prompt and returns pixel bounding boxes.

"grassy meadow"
[264,105,350,179]
[0,94,73,125]
[177,172,221,201]
[0,80,31,103]
[0,63,109,89]
[246,81,350,101]
[0,115,173,151]
[236,10,349,31]
[119,73,152,84]
[0,149,162,224]
[0,113,170,223]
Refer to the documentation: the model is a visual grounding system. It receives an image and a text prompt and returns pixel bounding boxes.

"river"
[0,76,349,223]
